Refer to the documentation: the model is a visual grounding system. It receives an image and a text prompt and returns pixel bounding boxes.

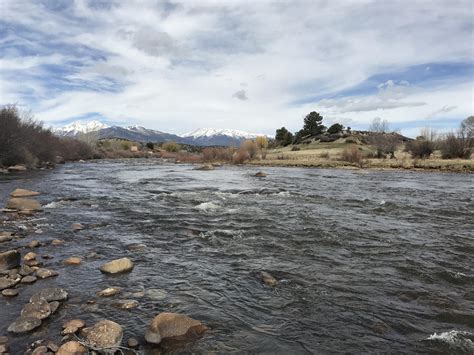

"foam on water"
[195,201,221,212]
[427,330,474,351]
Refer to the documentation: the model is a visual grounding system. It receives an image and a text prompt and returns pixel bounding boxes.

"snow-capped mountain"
[53,120,109,137]
[182,128,263,139]
[53,121,268,146]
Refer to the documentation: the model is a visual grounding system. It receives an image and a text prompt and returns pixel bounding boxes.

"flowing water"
[0,159,473,354]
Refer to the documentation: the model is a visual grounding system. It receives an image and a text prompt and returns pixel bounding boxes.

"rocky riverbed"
[1,159,473,354]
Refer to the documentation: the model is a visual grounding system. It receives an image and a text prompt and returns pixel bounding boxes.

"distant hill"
[53,121,267,146]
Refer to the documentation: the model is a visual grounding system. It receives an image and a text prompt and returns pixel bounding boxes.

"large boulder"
[145,313,208,344]
[0,250,21,271]
[83,320,123,349]
[21,299,51,320]
[6,198,42,212]
[0,276,21,290]
[99,258,134,274]
[30,287,68,302]
[10,189,40,198]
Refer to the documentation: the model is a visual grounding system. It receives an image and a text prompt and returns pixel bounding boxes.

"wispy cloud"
[0,0,472,135]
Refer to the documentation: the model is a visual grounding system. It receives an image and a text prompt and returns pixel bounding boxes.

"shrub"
[241,139,258,159]
[341,146,363,164]
[291,146,301,151]
[319,151,329,159]
[255,136,269,149]
[163,141,180,152]
[440,133,471,159]
[406,139,434,159]
[327,123,344,134]
[232,148,249,164]
[146,142,154,150]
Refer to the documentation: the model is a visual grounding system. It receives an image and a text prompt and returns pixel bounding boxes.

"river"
[1,159,473,353]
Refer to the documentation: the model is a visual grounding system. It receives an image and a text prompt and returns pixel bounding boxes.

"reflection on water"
[1,160,473,353]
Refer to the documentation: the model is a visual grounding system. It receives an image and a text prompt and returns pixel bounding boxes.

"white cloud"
[0,0,472,135]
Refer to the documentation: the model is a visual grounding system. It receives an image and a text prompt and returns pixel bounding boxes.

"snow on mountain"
[54,120,109,136]
[182,128,265,139]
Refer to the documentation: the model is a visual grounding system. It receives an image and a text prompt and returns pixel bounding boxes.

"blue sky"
[0,0,472,137]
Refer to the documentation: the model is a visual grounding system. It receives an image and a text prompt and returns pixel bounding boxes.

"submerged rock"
[35,268,59,279]
[99,258,134,274]
[64,257,82,265]
[62,319,86,335]
[127,337,139,348]
[56,341,87,355]
[6,198,42,211]
[255,171,267,177]
[83,320,123,349]
[28,240,40,248]
[112,299,139,310]
[260,271,278,287]
[71,223,84,231]
[10,189,40,198]
[126,243,147,252]
[195,164,215,171]
[97,287,121,297]
[0,250,21,271]
[51,239,65,246]
[7,316,42,333]
[145,312,208,344]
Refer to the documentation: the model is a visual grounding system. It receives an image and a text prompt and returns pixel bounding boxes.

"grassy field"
[249,138,474,172]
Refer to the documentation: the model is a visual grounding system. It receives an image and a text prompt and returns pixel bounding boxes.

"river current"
[1,159,473,353]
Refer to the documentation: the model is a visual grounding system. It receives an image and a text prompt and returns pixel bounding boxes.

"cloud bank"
[0,0,472,136]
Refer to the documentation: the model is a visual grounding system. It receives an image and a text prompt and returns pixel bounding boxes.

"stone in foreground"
[97,287,121,297]
[62,319,86,335]
[99,258,134,274]
[6,198,42,211]
[260,271,278,287]
[0,276,20,290]
[21,299,52,320]
[64,257,82,265]
[10,189,40,198]
[0,250,21,271]
[2,288,19,297]
[35,268,59,279]
[8,316,42,333]
[145,312,208,344]
[56,341,87,355]
[0,232,13,243]
[83,320,123,349]
[30,287,68,302]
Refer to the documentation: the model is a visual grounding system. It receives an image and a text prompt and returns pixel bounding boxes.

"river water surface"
[0,160,473,354]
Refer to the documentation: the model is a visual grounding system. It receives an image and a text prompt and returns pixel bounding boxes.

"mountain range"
[53,121,266,146]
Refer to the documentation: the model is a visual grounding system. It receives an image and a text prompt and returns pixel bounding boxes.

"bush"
[440,133,471,159]
[341,146,363,164]
[146,142,154,150]
[232,148,249,164]
[319,151,329,159]
[291,146,300,151]
[406,139,434,159]
[327,123,344,134]
[241,140,258,159]
[162,141,180,152]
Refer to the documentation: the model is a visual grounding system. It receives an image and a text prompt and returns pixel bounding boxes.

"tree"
[255,136,268,149]
[146,142,154,150]
[369,117,389,133]
[275,127,294,146]
[327,123,344,134]
[303,111,326,136]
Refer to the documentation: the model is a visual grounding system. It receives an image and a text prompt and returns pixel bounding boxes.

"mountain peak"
[54,120,109,136]
[182,128,264,139]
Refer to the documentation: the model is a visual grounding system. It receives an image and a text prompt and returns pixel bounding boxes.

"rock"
[21,299,52,320]
[41,254,54,259]
[145,313,208,344]
[99,258,134,274]
[35,268,58,279]
[71,223,84,231]
[56,341,87,355]
[28,240,40,248]
[0,276,20,290]
[112,299,139,310]
[6,198,42,211]
[8,316,42,333]
[0,336,8,353]
[64,257,82,265]
[32,345,48,355]
[49,301,60,314]
[10,189,40,198]
[62,319,86,335]
[46,341,59,352]
[0,231,13,243]
[25,259,41,267]
[30,287,68,302]
[127,337,139,348]
[83,320,123,349]
[0,250,21,271]
[260,271,278,287]
[24,251,37,261]
[126,243,147,251]
[97,287,121,297]
[21,275,37,284]
[7,165,27,172]
[51,239,65,246]
[255,171,267,177]
[195,164,214,171]
[19,264,34,276]
[146,288,167,301]
[2,288,19,297]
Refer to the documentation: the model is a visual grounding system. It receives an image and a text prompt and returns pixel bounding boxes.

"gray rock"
[19,264,34,276]
[0,232,13,243]
[30,287,68,302]
[112,299,139,310]
[83,320,123,349]
[21,299,52,320]
[8,316,42,333]
[49,301,60,314]
[0,250,21,271]
[2,288,19,297]
[35,268,59,279]
[99,258,134,274]
[21,275,37,284]
[0,276,20,290]
[145,312,208,344]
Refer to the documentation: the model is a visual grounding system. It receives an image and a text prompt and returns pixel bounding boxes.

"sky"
[0,0,473,137]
